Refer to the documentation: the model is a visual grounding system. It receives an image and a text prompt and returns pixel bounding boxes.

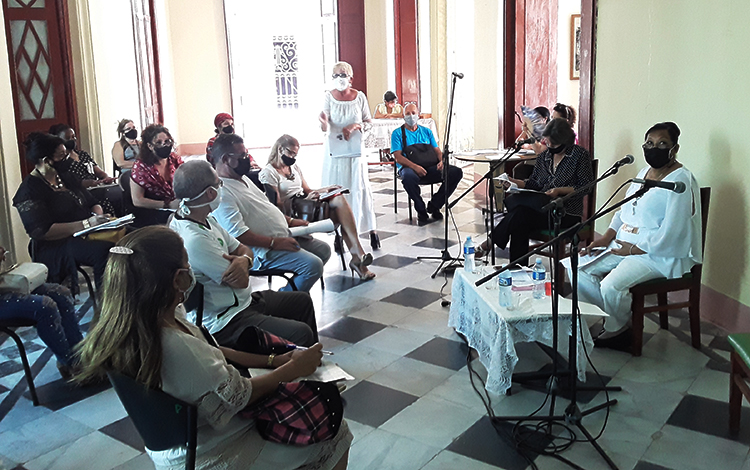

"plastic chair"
[108,371,197,470]
[0,318,39,405]
[629,187,711,356]
[729,333,750,434]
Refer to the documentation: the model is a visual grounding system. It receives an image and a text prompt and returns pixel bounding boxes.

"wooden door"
[2,0,77,176]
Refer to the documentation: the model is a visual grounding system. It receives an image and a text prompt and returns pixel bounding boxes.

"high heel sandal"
[370,232,381,250]
[349,258,376,281]
[361,253,373,266]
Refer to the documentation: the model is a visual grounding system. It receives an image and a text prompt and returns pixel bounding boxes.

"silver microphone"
[632,178,686,194]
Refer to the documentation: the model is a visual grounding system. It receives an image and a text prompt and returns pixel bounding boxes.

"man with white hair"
[169,159,318,349]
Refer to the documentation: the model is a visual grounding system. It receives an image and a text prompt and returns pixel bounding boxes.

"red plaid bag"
[240,380,344,445]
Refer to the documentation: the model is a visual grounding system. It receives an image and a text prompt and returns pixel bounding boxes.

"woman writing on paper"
[575,122,701,349]
[260,135,375,280]
[318,61,380,251]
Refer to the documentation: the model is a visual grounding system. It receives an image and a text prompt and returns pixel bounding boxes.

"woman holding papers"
[576,122,701,349]
[261,135,375,280]
[475,119,594,265]
[13,133,114,294]
[77,226,352,470]
[318,61,380,251]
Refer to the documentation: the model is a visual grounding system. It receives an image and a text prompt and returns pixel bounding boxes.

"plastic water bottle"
[532,258,546,300]
[498,269,513,307]
[464,236,475,272]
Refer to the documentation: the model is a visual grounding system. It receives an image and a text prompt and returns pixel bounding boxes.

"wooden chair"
[529,159,599,290]
[369,148,398,213]
[729,333,750,434]
[629,186,710,356]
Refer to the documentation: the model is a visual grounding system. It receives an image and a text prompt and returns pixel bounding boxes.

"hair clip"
[110,246,134,255]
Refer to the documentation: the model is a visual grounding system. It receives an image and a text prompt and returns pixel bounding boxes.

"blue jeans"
[0,283,83,365]
[399,164,463,214]
[254,237,330,292]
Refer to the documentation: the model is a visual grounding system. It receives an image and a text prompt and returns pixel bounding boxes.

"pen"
[287,344,334,355]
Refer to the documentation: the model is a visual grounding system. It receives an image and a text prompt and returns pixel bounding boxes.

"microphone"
[614,154,635,168]
[452,72,464,79]
[632,178,686,194]
[515,137,536,147]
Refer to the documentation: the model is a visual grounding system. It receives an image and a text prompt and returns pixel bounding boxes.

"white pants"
[575,254,663,332]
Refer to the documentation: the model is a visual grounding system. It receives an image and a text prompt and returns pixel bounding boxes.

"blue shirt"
[390,125,439,170]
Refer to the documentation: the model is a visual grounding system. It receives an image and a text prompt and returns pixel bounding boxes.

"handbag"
[291,197,330,223]
[0,262,48,295]
[400,125,439,167]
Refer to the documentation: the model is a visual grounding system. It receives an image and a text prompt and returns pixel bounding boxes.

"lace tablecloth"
[363,118,438,150]
[448,269,602,395]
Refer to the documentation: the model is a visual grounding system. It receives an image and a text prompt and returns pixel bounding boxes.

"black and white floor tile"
[1,161,748,470]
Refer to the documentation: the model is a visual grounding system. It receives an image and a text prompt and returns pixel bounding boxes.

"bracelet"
[629,244,636,255]
[82,218,90,229]
[267,354,276,367]
[241,254,252,264]
[269,238,275,249]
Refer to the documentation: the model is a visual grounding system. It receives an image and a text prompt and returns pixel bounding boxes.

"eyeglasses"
[282,148,298,157]
[226,152,249,160]
[642,141,672,150]
[152,139,174,148]
[332,73,349,79]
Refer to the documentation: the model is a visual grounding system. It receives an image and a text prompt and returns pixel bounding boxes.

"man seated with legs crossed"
[211,133,330,292]
[391,103,463,223]
[170,160,318,349]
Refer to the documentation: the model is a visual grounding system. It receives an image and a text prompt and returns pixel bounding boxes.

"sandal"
[349,258,376,281]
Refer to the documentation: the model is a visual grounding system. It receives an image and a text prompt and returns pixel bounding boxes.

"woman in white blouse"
[576,122,702,348]
[260,134,375,281]
[318,61,380,251]
[76,226,352,470]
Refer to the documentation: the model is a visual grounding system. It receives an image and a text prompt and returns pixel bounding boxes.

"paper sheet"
[74,214,135,237]
[247,360,354,383]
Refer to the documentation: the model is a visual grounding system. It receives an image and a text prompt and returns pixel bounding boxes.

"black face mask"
[154,144,173,159]
[644,147,673,169]
[281,155,296,167]
[233,157,251,176]
[547,144,566,155]
[221,125,234,134]
[124,129,138,140]
[50,157,72,173]
[64,139,76,151]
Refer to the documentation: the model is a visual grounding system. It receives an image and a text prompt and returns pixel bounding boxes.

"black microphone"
[632,178,686,194]
[452,72,464,79]
[515,137,536,147]
[613,154,635,168]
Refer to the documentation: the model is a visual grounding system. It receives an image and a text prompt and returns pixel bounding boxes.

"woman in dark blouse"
[476,118,594,265]
[13,133,114,294]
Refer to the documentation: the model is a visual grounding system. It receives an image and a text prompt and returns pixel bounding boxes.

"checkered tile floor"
[1,159,748,470]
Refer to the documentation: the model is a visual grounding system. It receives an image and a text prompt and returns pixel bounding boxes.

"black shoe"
[370,232,381,250]
[426,203,443,220]
[417,210,429,223]
[593,328,633,352]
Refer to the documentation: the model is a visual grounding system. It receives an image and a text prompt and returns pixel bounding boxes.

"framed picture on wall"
[571,14,582,80]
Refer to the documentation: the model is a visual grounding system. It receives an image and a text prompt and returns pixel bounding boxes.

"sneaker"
[426,203,443,220]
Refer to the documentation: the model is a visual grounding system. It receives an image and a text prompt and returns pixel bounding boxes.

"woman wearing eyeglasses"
[318,61,380,251]
[131,125,183,210]
[576,122,702,350]
[260,135,375,280]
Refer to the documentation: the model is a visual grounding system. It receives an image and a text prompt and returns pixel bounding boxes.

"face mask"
[64,139,76,151]
[233,156,251,176]
[50,156,72,173]
[404,114,419,127]
[334,77,349,91]
[221,125,234,134]
[178,187,222,216]
[154,144,172,159]
[547,144,566,155]
[281,155,296,167]
[124,129,138,140]
[180,267,196,301]
[644,146,674,169]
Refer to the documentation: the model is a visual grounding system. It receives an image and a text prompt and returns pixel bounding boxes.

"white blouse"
[609,166,702,278]
[323,90,371,158]
[258,163,305,203]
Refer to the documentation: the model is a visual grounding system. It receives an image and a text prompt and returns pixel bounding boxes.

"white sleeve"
[323,91,332,116]
[258,165,280,187]
[609,210,624,233]
[213,191,250,239]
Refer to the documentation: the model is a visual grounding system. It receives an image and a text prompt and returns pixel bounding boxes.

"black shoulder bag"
[400,125,439,167]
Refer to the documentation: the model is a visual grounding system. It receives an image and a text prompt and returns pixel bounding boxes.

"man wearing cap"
[206,113,264,190]
[374,91,404,119]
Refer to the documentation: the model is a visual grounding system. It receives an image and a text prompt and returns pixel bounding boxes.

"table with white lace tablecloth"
[363,118,438,150]
[448,269,604,395]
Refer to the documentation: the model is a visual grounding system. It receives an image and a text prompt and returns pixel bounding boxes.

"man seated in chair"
[169,160,318,348]
[211,133,330,292]
[391,103,463,223]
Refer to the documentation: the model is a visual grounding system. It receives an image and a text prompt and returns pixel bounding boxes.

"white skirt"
[321,152,377,234]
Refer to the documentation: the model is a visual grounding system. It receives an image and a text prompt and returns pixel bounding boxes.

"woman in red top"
[131,125,182,209]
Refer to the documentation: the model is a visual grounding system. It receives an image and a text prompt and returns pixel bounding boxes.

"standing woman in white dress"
[575,122,702,350]
[318,61,380,250]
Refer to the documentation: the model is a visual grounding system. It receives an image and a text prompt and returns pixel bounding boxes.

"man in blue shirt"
[390,103,463,222]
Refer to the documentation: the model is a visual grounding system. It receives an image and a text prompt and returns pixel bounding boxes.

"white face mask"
[178,187,222,216]
[334,77,349,92]
[404,114,419,127]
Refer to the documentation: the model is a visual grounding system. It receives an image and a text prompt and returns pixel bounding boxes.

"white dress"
[321,90,377,234]
[146,310,353,470]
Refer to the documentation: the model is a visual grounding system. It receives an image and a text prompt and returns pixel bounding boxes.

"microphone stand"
[476,181,653,470]
[419,73,464,278]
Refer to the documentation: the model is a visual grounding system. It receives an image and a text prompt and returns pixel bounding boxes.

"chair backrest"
[107,371,197,468]
[582,159,599,220]
[263,183,279,206]
[699,187,711,252]
[183,282,205,327]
